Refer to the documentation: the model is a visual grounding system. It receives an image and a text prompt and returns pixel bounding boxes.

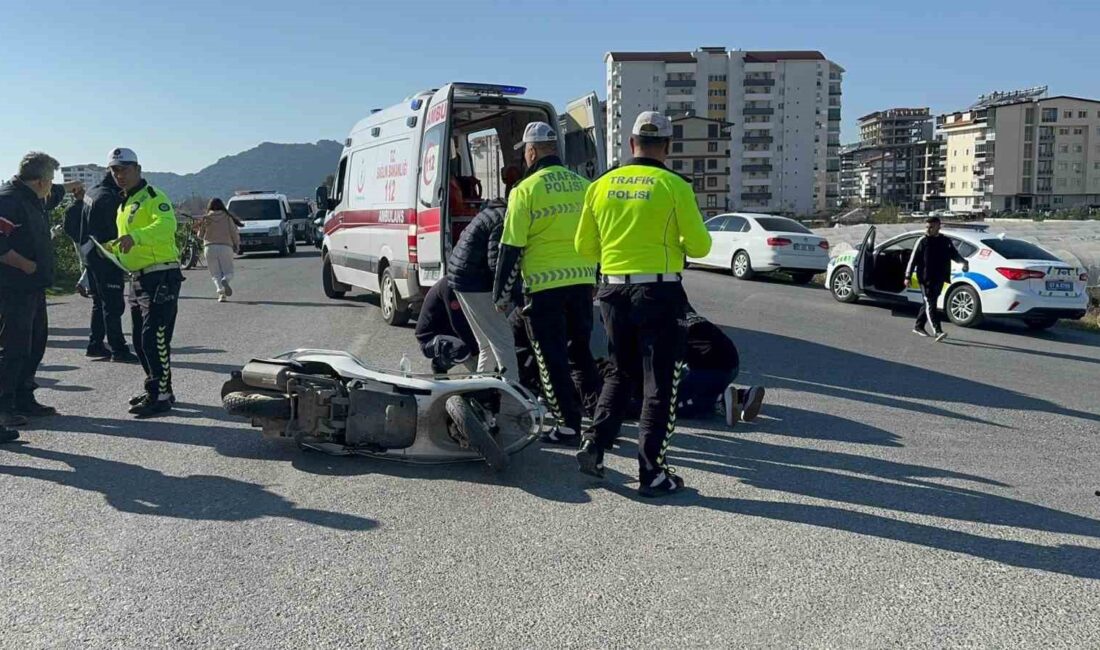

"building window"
[1079,111,1088,118]
[707,142,718,152]
[950,166,956,173]
[1060,144,1070,153]
[1025,108,1036,124]
[707,159,718,170]
[707,124,719,138]
[1058,161,1069,171]
[671,159,683,170]
[707,177,718,187]
[1057,178,1067,188]
[672,142,683,153]
[1075,144,1084,153]
[1059,128,1070,135]
[950,182,956,189]
[962,165,968,172]
[1063,110,1073,119]
[1042,108,1058,122]
[672,125,683,139]
[693,178,704,191]
[706,194,717,207]
[1073,128,1084,135]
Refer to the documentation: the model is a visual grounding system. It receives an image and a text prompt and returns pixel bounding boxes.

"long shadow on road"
[725,326,1100,426]
[0,443,376,531]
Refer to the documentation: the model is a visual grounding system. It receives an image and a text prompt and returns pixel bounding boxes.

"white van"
[318,82,601,326]
[227,191,297,256]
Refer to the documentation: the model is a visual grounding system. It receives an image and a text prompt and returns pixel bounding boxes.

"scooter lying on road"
[220,349,542,471]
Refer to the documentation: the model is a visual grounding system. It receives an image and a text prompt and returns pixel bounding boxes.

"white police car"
[826,225,1089,330]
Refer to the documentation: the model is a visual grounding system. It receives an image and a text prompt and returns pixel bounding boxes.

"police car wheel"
[732,251,755,280]
[946,284,983,327]
[830,267,858,303]
[380,267,410,326]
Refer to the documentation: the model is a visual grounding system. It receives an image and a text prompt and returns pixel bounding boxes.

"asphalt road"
[4,249,1100,648]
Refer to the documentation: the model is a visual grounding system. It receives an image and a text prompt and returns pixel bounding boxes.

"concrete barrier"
[816,220,1100,288]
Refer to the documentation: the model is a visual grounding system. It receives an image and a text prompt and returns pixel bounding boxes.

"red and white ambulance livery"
[318,82,572,325]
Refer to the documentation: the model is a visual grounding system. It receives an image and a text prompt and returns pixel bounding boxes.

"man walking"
[63,170,137,362]
[494,122,601,445]
[905,216,969,342]
[574,112,711,497]
[0,152,76,438]
[104,148,182,417]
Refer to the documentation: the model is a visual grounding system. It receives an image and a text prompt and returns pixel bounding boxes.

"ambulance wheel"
[732,251,755,280]
[322,254,346,299]
[946,284,983,327]
[380,267,410,326]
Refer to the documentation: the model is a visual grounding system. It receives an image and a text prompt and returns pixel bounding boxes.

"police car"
[826,225,1089,330]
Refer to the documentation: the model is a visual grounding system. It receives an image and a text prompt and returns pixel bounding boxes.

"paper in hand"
[89,236,130,273]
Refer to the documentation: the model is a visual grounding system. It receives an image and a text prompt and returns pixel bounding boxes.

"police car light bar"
[453,82,527,96]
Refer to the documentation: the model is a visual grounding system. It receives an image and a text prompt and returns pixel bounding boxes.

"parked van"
[227,191,297,257]
[318,82,599,325]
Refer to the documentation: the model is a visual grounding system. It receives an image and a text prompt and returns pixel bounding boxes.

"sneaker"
[576,439,605,478]
[0,427,18,444]
[218,294,227,302]
[110,350,140,364]
[741,386,766,423]
[86,343,112,358]
[0,411,29,428]
[912,328,930,338]
[14,397,56,418]
[222,280,233,297]
[540,425,580,447]
[129,391,176,406]
[935,331,948,342]
[129,396,173,418]
[638,471,686,498]
[722,384,741,427]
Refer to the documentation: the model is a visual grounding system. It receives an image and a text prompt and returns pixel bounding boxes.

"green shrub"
[47,200,82,294]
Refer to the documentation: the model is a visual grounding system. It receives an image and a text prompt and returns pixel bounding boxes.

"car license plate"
[794,244,815,251]
[1046,280,1073,292]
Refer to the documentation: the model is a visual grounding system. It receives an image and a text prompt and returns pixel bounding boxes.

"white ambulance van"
[318,82,597,326]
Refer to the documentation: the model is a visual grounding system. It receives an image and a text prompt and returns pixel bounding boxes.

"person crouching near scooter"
[415,277,479,374]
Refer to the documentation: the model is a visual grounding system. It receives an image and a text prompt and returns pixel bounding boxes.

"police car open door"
[560,92,606,181]
[853,225,876,295]
[416,84,455,285]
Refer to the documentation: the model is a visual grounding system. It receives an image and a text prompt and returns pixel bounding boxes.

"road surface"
[3,250,1100,648]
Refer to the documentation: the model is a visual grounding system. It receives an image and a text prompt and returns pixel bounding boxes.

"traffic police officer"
[494,122,601,446]
[104,148,182,418]
[574,111,712,497]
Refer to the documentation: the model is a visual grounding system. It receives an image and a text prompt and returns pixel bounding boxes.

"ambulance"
[318,82,600,326]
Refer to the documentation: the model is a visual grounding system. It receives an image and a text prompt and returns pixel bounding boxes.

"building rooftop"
[857,108,931,122]
[743,50,826,63]
[606,49,829,64]
[606,51,696,63]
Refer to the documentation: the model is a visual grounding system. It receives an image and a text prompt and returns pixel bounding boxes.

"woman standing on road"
[198,198,241,302]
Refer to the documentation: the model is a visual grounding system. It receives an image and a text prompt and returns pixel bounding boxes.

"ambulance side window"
[334,156,348,205]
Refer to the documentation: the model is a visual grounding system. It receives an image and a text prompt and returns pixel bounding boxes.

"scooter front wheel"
[445,395,508,472]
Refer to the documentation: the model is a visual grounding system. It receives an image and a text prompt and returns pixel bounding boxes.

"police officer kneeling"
[574,112,712,497]
[105,148,183,418]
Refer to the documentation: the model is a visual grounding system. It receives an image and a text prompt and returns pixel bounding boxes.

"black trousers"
[129,269,182,398]
[87,264,128,353]
[585,282,688,483]
[0,289,48,407]
[915,280,945,333]
[523,284,601,434]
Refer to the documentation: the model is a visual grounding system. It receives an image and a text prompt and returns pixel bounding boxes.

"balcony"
[743,107,774,116]
[742,164,773,173]
[828,109,842,121]
[829,86,842,96]
[741,192,772,201]
[743,136,773,144]
[743,77,776,86]
[665,79,696,88]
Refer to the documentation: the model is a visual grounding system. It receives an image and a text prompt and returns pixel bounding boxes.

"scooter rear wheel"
[224,391,291,420]
[445,395,508,472]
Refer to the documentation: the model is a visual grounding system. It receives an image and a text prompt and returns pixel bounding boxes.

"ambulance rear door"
[415,84,455,288]
[560,91,606,180]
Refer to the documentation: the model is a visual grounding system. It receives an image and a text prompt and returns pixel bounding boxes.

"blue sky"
[2,0,1097,174]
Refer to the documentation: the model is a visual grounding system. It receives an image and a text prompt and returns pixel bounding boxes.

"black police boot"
[0,425,18,444]
[576,439,605,478]
[129,395,173,418]
[129,391,176,406]
[15,393,56,417]
[86,343,111,358]
[111,349,140,364]
[541,425,581,447]
[638,471,686,498]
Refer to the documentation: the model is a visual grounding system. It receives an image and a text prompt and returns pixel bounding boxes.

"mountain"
[146,140,343,203]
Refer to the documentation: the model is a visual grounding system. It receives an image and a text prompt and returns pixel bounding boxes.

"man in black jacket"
[63,173,136,362]
[446,198,520,383]
[904,216,969,341]
[414,276,479,374]
[0,152,78,436]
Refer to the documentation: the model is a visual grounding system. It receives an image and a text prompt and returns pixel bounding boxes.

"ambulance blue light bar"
[453,82,527,96]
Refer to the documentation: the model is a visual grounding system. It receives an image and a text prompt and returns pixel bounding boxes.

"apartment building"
[61,164,108,187]
[668,116,732,218]
[939,88,1100,213]
[606,47,844,216]
[837,108,940,210]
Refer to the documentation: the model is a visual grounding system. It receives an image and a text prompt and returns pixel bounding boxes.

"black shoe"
[576,439,605,478]
[129,391,176,406]
[111,350,140,364]
[14,397,56,417]
[0,411,29,428]
[0,426,18,443]
[86,344,112,358]
[740,386,766,423]
[129,397,173,418]
[638,472,686,498]
[540,425,581,447]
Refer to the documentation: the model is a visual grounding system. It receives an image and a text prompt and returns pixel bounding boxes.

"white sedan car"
[826,225,1090,330]
[689,213,830,284]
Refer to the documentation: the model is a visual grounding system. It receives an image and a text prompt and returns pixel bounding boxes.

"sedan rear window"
[981,238,1060,261]
[754,217,812,234]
